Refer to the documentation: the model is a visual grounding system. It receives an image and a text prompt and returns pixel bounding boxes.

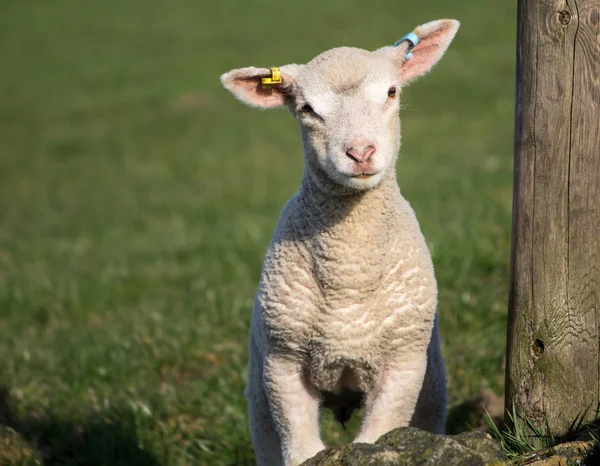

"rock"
[452,431,507,462]
[301,444,407,466]
[511,439,599,465]
[0,426,39,465]
[302,427,507,466]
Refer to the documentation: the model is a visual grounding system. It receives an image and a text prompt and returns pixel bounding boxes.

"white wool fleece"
[221,19,459,466]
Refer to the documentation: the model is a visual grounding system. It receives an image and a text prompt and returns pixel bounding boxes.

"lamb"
[220,19,460,466]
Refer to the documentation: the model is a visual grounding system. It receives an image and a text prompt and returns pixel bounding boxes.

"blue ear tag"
[393,32,419,59]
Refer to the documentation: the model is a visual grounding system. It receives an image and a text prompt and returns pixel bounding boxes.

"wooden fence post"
[506,0,600,434]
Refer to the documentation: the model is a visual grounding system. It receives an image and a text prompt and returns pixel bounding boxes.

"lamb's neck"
[296,168,401,237]
[292,168,403,298]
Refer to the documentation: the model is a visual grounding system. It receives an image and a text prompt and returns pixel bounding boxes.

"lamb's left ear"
[377,19,460,85]
[220,64,302,109]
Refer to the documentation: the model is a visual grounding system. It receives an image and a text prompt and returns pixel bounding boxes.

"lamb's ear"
[377,19,459,85]
[220,64,303,109]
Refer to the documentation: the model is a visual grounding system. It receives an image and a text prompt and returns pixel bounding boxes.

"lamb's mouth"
[352,172,378,179]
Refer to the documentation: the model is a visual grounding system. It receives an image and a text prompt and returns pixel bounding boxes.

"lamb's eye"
[301,104,314,115]
[388,87,397,98]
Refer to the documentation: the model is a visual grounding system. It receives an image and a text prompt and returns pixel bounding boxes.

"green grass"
[0,0,515,464]
[486,404,600,461]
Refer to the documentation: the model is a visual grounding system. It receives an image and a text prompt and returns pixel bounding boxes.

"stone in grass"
[514,439,599,466]
[0,426,40,465]
[302,427,507,466]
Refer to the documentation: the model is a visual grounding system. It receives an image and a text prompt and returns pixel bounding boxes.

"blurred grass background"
[0,0,515,464]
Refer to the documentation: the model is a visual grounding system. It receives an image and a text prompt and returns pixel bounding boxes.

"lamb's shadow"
[446,399,493,434]
[0,386,159,466]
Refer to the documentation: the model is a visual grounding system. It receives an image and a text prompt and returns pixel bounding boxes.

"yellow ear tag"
[261,67,283,87]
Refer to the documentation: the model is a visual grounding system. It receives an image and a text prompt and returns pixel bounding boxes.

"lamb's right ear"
[220,64,303,109]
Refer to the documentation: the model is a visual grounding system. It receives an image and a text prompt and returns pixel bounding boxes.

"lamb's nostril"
[362,145,376,162]
[346,147,362,163]
[346,145,376,163]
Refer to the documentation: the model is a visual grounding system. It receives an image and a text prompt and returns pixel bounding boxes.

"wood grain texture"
[506,0,600,434]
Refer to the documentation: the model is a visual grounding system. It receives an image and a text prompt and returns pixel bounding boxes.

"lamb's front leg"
[246,336,283,466]
[264,356,326,466]
[354,354,427,444]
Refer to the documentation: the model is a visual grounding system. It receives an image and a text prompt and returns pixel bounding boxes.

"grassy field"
[0,0,515,464]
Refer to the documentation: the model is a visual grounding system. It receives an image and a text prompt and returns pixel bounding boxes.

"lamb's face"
[220,19,459,192]
[293,49,401,190]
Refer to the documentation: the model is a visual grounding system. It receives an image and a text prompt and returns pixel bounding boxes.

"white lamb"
[220,19,460,466]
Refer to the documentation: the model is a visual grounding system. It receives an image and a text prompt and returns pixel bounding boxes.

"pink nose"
[346,143,376,164]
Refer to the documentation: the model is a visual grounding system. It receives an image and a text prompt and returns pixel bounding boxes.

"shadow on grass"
[446,394,504,435]
[446,399,483,434]
[0,386,160,466]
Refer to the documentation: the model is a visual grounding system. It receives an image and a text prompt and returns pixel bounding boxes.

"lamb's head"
[221,19,459,192]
